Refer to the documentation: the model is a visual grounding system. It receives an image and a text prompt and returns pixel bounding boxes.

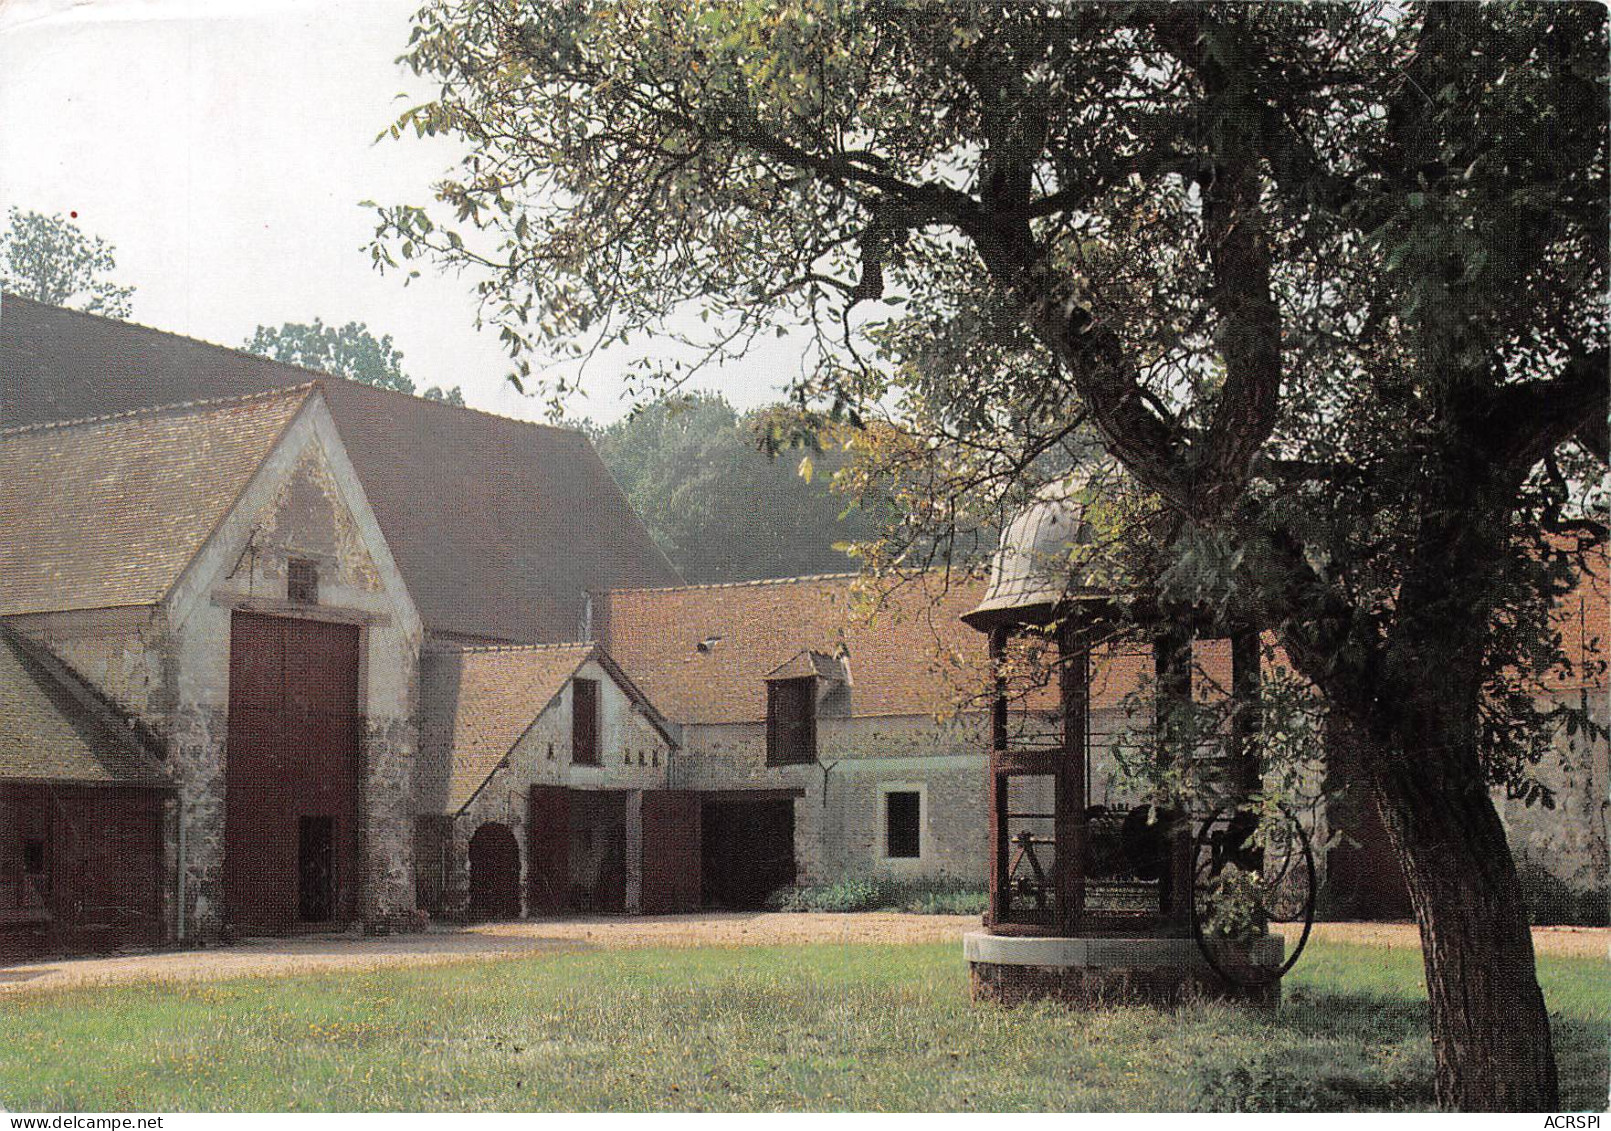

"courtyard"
[0,915,1604,1112]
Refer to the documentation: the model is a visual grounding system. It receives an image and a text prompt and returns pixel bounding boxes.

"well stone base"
[964,931,1282,1009]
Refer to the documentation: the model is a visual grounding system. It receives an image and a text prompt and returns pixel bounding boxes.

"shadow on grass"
[1191,988,1607,1112]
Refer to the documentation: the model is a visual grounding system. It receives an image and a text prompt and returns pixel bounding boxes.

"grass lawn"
[0,939,1603,1112]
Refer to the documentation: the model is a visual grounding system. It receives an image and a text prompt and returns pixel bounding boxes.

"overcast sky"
[0,0,804,426]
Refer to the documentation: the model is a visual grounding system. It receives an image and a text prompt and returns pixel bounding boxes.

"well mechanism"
[959,484,1313,1008]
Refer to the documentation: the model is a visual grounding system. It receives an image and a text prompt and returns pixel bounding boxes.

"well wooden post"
[1154,625,1194,930]
[1056,621,1090,936]
[987,625,1009,928]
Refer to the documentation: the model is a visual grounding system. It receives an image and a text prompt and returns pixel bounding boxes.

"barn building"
[0,294,1604,958]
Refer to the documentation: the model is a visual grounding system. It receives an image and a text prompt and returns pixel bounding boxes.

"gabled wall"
[445,657,676,916]
[162,399,423,938]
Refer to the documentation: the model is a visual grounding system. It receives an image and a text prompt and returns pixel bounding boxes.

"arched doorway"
[467,822,521,919]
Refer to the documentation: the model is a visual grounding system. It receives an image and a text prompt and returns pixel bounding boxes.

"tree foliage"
[0,208,135,317]
[243,319,465,404]
[592,393,879,583]
[372,1,1608,1109]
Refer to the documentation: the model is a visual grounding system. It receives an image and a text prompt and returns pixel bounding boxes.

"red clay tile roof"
[595,573,993,724]
[0,625,170,787]
[420,642,598,813]
[0,385,313,616]
[419,642,676,814]
[597,560,1608,727]
[0,295,681,642]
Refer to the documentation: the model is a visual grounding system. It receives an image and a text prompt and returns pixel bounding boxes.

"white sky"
[0,0,804,425]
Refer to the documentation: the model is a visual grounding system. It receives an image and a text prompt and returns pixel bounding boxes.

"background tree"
[370,1,1607,1108]
[244,318,465,404]
[0,207,135,317]
[592,393,879,582]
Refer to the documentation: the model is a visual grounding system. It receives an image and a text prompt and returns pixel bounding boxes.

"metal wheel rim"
[1190,800,1316,987]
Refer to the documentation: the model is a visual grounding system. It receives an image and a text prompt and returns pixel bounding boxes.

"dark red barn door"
[527,786,570,915]
[226,612,360,934]
[640,790,701,914]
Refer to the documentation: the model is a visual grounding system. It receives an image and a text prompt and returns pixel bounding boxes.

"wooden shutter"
[572,679,599,765]
[527,786,571,914]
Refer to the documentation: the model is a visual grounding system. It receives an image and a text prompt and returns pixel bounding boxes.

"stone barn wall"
[444,657,675,917]
[160,407,423,939]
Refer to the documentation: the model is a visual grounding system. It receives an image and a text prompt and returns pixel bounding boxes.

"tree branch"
[1484,349,1611,471]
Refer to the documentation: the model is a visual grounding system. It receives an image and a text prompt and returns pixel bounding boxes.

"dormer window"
[766,676,816,765]
[287,558,319,604]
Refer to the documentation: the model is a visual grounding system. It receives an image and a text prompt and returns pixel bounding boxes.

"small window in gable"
[287,558,319,605]
[766,676,817,765]
[572,677,600,765]
[885,791,921,859]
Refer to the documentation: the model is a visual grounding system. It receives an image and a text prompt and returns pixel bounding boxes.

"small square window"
[287,558,319,604]
[885,791,921,859]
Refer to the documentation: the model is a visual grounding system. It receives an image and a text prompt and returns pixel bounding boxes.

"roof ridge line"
[599,571,863,595]
[0,381,320,437]
[424,640,597,655]
[0,293,586,440]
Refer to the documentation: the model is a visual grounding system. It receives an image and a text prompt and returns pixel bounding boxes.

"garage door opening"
[701,798,796,910]
[569,791,629,913]
[0,784,167,959]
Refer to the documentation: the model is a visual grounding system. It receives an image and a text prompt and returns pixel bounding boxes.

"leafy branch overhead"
[370,2,1607,1110]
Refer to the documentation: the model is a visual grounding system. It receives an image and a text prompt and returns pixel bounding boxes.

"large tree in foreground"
[0,208,135,317]
[372,1,1607,1108]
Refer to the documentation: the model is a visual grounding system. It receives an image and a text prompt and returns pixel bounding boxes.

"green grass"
[0,940,1603,1111]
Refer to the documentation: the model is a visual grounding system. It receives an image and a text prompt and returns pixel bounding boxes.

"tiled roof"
[597,562,1608,727]
[0,385,313,616]
[0,295,682,642]
[0,626,170,787]
[420,642,597,814]
[596,574,993,724]
[766,649,848,683]
[419,642,675,814]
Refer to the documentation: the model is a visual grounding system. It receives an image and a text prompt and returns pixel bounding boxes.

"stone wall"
[161,404,424,939]
[680,713,977,885]
[1496,688,1609,898]
[6,607,174,737]
[446,657,676,916]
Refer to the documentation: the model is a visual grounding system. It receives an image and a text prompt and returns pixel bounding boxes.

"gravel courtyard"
[0,913,1602,995]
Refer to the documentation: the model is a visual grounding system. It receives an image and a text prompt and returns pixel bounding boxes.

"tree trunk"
[1361,723,1559,1111]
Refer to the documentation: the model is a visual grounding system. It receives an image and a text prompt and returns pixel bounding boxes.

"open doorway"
[298,816,335,923]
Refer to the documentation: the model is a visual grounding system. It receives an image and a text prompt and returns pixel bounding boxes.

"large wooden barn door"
[527,786,570,915]
[640,790,701,914]
[226,612,360,934]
